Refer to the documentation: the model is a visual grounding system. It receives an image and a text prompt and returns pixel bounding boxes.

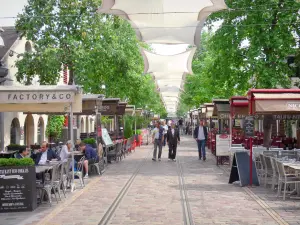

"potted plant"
[6,144,27,151]
[0,158,37,212]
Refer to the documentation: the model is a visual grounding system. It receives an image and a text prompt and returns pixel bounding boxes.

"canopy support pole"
[70,103,76,192]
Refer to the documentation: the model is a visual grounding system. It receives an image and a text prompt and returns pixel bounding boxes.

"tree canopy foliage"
[15,0,166,116]
[180,0,300,111]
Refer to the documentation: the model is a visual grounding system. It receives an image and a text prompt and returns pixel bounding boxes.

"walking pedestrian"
[152,121,164,161]
[193,119,208,161]
[162,120,168,147]
[178,118,183,135]
[167,122,180,161]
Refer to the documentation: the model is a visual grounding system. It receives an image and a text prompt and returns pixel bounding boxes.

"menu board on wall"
[0,166,37,212]
[216,134,231,156]
[244,116,254,137]
[101,128,113,146]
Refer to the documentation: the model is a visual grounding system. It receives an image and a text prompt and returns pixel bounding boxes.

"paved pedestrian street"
[2,136,300,225]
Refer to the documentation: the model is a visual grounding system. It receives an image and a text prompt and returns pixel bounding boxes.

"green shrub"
[6,144,27,150]
[83,138,96,145]
[0,158,35,167]
[124,118,133,139]
[136,129,142,135]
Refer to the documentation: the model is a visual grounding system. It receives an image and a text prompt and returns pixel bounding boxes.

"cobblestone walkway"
[1,136,297,225]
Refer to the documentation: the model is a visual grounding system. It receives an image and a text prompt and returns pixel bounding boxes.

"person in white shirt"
[162,120,168,147]
[60,140,72,162]
[193,120,208,161]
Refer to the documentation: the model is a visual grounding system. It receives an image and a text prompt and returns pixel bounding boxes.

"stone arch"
[37,117,45,144]
[90,117,94,132]
[85,116,89,133]
[10,118,20,145]
[80,117,85,133]
[24,114,34,146]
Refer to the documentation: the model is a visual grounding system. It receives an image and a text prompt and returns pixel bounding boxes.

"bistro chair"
[39,164,61,206]
[260,154,274,187]
[276,161,300,200]
[270,157,280,190]
[69,156,85,188]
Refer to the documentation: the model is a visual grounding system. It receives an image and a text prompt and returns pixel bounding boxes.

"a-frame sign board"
[229,151,259,187]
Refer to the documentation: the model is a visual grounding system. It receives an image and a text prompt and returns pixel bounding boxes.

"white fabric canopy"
[141,48,196,74]
[98,0,227,46]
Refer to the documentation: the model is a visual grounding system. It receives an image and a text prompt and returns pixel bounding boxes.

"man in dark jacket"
[31,141,59,165]
[80,142,99,178]
[167,122,180,161]
[193,119,208,161]
[16,147,30,159]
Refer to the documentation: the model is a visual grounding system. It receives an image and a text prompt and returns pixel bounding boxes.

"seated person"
[75,139,81,151]
[79,142,99,179]
[32,141,60,165]
[16,147,30,159]
[60,140,72,162]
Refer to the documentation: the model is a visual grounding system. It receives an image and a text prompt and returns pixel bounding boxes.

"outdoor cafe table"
[280,160,300,198]
[0,150,17,158]
[73,151,84,161]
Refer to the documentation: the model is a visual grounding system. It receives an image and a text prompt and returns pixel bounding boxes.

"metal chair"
[276,161,300,200]
[69,156,85,188]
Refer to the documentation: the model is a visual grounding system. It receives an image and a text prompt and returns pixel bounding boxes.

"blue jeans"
[197,140,206,158]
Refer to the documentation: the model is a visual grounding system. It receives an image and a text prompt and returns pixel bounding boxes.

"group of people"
[16,140,99,179]
[151,119,208,162]
[152,120,180,162]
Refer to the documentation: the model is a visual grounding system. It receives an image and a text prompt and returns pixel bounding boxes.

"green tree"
[46,115,65,141]
[15,0,166,115]
[181,0,300,147]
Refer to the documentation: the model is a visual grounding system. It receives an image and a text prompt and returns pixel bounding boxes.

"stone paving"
[2,136,300,225]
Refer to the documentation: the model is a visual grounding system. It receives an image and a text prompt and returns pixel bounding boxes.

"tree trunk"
[68,68,74,85]
[263,115,273,149]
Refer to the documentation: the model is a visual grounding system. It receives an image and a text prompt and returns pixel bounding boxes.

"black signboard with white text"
[0,166,37,212]
[244,116,254,137]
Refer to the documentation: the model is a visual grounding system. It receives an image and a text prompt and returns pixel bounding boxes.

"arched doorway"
[24,114,34,146]
[37,117,45,144]
[90,118,94,132]
[10,118,20,145]
[80,117,84,133]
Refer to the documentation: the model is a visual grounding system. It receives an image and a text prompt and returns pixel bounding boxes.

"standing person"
[178,118,183,135]
[193,119,208,161]
[167,119,172,128]
[152,121,164,161]
[167,122,180,161]
[162,120,168,147]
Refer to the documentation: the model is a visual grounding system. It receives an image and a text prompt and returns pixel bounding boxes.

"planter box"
[0,166,37,212]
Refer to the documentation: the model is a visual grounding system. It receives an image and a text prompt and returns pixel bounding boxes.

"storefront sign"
[219,113,230,119]
[216,134,231,156]
[0,166,37,212]
[99,105,118,115]
[273,115,300,120]
[287,102,300,110]
[0,91,75,104]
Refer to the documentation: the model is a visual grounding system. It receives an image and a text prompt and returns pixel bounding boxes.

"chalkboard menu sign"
[102,128,113,147]
[244,116,254,137]
[0,166,37,212]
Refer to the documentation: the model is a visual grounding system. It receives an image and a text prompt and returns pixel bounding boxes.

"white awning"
[98,0,227,46]
[141,48,196,74]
